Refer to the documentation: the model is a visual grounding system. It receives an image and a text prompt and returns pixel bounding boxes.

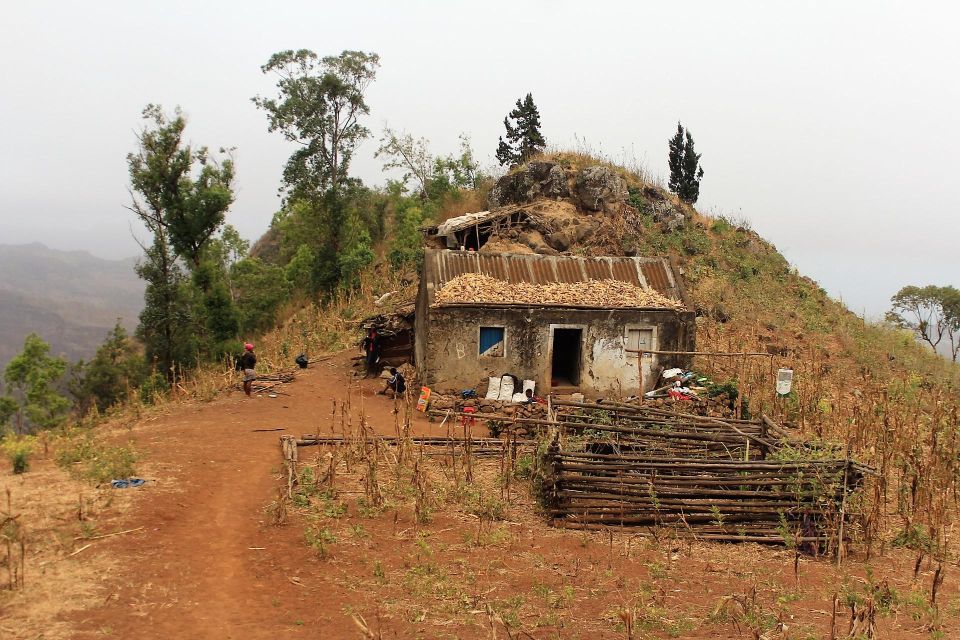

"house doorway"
[551,328,582,387]
[626,327,655,392]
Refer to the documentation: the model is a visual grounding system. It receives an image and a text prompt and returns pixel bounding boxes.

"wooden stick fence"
[537,410,868,543]
[430,402,869,544]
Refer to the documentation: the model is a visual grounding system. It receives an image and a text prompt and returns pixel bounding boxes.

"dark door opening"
[551,328,582,387]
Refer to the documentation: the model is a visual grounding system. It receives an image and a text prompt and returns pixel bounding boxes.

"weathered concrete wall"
[420,305,695,398]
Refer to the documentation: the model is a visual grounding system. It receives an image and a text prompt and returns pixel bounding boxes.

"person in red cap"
[240,343,257,397]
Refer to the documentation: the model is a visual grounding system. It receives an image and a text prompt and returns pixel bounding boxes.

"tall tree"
[253,49,380,200]
[2,334,69,434]
[127,105,237,372]
[667,122,705,204]
[495,93,546,167]
[887,285,960,361]
[127,105,234,271]
[254,50,380,293]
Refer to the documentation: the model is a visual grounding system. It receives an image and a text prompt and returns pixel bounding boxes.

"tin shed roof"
[423,249,687,308]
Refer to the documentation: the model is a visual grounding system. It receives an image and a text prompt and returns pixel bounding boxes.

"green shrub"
[55,431,137,483]
[2,437,35,475]
[139,371,169,405]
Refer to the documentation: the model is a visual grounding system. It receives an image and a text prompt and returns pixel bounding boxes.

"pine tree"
[495,93,546,166]
[667,122,705,204]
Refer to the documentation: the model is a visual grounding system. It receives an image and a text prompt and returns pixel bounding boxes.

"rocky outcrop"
[543,217,600,251]
[573,166,628,211]
[635,185,686,231]
[654,206,686,232]
[487,162,569,208]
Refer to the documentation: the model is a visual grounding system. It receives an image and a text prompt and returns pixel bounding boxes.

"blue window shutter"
[479,327,505,356]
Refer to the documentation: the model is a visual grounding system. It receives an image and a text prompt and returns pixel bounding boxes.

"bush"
[55,430,137,483]
[139,371,169,405]
[2,437,34,474]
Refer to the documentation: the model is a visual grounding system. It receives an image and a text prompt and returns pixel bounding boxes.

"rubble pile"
[434,273,683,309]
[430,394,548,437]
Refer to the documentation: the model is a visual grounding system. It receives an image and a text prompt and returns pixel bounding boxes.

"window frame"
[478,325,507,358]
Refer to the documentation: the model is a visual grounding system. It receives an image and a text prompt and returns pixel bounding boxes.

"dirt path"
[68,354,428,639]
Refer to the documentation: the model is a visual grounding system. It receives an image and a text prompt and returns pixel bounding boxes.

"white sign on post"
[776,368,794,396]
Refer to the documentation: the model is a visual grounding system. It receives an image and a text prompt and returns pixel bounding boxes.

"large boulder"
[487,162,569,208]
[543,217,601,251]
[573,166,629,211]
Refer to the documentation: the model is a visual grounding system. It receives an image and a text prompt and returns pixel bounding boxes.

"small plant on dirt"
[350,524,369,539]
[1,489,26,590]
[709,505,725,528]
[78,520,98,539]
[304,525,337,558]
[468,493,507,521]
[513,453,535,480]
[266,487,289,526]
[356,497,386,519]
[322,498,348,519]
[891,523,932,552]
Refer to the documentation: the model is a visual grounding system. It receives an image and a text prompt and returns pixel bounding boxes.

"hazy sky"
[1,1,957,317]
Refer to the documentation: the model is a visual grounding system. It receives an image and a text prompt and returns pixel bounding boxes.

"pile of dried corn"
[434,273,683,309]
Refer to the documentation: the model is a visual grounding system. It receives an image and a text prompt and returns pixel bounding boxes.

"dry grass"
[0,455,135,639]
[281,384,960,637]
[435,189,488,222]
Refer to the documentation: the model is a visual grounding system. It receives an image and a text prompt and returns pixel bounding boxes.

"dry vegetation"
[0,437,140,639]
[274,387,960,638]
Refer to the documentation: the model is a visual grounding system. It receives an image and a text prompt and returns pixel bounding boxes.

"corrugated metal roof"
[424,249,685,307]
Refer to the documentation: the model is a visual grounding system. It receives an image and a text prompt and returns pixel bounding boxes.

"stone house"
[415,249,696,398]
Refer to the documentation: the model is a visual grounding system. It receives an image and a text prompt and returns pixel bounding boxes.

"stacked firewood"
[434,274,683,309]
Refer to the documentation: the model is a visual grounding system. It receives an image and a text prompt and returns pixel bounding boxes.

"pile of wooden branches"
[540,403,870,543]
[233,370,297,395]
[296,434,535,458]
[435,401,871,544]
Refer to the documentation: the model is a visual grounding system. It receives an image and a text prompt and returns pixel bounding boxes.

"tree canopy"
[71,323,145,415]
[2,334,69,433]
[128,105,235,269]
[253,49,380,201]
[887,285,960,362]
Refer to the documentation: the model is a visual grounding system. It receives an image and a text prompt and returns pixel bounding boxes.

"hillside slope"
[0,243,143,365]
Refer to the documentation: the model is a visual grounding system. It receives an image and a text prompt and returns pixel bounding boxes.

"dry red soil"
[11,353,950,639]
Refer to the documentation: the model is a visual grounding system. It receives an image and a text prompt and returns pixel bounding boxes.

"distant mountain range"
[0,243,144,367]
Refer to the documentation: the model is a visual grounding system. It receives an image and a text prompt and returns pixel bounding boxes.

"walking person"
[240,342,257,397]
